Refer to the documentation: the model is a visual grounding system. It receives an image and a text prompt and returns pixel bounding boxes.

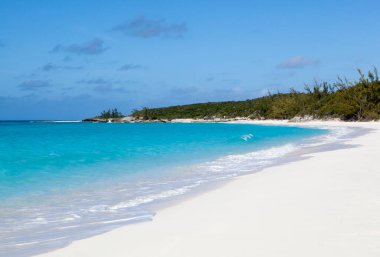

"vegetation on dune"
[97,108,124,119]
[82,108,124,121]
[131,69,380,121]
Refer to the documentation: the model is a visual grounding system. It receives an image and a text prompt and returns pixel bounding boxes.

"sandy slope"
[37,121,380,257]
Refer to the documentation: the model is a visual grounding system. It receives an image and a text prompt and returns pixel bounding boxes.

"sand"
[37,121,380,257]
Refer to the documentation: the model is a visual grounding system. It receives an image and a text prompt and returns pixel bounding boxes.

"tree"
[142,107,149,120]
[130,68,380,121]
[98,108,124,119]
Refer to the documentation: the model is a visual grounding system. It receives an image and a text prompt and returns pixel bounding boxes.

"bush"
[132,68,380,121]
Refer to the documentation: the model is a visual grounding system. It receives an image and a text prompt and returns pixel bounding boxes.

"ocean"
[0,121,331,256]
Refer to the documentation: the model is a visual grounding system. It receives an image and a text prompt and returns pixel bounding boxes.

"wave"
[89,145,316,214]
[241,133,254,141]
[103,125,355,212]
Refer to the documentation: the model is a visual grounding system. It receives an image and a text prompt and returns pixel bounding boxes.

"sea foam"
[0,122,346,257]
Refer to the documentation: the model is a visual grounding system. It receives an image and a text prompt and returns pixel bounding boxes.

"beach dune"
[37,121,380,257]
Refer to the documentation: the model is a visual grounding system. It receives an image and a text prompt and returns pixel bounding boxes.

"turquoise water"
[0,121,327,256]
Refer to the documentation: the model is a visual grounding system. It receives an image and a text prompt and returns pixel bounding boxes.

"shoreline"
[3,121,333,257]
[35,120,380,257]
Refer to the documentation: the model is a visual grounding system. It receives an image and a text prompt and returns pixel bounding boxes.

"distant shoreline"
[81,116,376,124]
[3,117,377,124]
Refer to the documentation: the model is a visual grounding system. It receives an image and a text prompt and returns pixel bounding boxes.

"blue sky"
[1,0,380,120]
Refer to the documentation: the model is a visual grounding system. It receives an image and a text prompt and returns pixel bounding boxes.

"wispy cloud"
[78,78,115,85]
[50,38,108,55]
[205,76,216,82]
[214,86,244,95]
[170,86,199,95]
[119,64,144,71]
[18,80,52,91]
[42,63,83,71]
[112,16,187,38]
[78,78,135,94]
[277,56,319,69]
[63,56,72,62]
[93,84,128,94]
[13,73,44,80]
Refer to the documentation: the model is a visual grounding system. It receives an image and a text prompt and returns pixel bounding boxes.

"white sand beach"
[37,121,380,257]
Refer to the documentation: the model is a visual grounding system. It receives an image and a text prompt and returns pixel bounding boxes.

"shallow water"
[0,121,330,256]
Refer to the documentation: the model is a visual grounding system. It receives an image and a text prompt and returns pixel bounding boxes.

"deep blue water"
[0,121,327,256]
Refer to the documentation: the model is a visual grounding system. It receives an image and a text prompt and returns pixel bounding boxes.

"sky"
[1,0,380,120]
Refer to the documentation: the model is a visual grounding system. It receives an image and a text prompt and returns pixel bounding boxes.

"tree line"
[132,68,380,121]
[97,108,124,119]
